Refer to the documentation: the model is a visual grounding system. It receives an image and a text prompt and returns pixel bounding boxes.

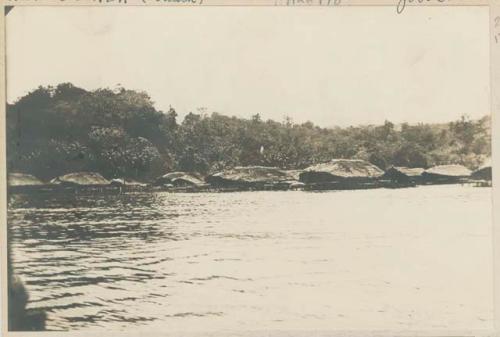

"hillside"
[7,83,491,181]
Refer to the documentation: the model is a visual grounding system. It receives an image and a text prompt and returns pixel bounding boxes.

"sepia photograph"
[4,4,494,334]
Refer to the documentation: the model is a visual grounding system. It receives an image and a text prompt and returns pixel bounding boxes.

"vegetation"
[7,83,491,181]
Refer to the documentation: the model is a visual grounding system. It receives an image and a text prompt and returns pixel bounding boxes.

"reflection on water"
[8,186,494,332]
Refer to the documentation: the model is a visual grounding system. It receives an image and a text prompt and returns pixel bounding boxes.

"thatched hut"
[110,178,148,187]
[471,159,492,181]
[206,166,291,188]
[381,166,425,184]
[422,164,471,183]
[110,178,125,186]
[8,173,45,187]
[299,159,384,184]
[288,181,306,190]
[50,172,110,186]
[155,172,206,187]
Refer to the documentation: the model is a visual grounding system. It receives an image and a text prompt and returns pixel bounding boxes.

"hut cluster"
[8,158,492,193]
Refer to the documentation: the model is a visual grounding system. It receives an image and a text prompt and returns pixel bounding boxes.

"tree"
[7,83,491,180]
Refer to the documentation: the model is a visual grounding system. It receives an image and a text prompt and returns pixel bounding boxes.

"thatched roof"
[423,164,471,177]
[300,159,384,183]
[471,166,492,180]
[8,173,45,187]
[391,167,425,177]
[288,181,306,189]
[50,172,110,186]
[471,159,492,180]
[110,178,125,186]
[156,172,206,187]
[207,166,291,185]
[126,179,148,187]
[110,178,148,187]
[381,166,424,182]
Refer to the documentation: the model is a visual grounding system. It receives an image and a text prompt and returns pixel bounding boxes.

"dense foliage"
[7,83,491,181]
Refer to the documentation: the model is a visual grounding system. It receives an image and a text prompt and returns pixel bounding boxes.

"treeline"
[7,83,491,181]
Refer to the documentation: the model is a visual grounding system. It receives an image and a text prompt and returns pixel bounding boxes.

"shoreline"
[7,179,491,195]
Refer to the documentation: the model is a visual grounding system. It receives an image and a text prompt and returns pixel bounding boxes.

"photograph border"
[0,1,498,336]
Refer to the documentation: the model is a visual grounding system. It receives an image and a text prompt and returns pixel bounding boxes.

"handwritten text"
[397,0,448,14]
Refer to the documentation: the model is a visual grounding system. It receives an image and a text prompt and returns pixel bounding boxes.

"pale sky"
[6,6,490,127]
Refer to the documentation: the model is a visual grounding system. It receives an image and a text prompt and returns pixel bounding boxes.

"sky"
[6,6,490,127]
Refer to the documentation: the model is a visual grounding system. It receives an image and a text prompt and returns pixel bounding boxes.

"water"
[8,185,494,332]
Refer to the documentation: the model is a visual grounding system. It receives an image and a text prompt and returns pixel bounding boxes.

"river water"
[8,185,494,332]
